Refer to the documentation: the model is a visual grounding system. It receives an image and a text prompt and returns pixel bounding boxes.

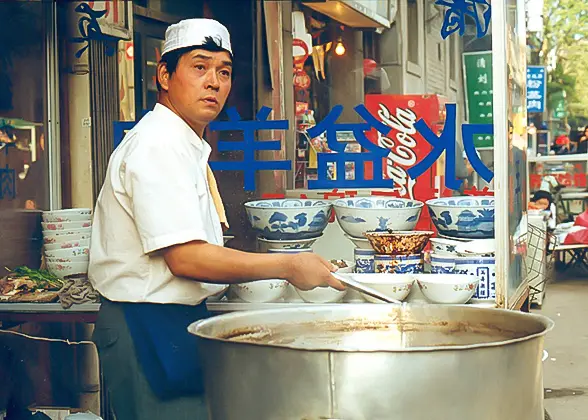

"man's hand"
[285,253,346,291]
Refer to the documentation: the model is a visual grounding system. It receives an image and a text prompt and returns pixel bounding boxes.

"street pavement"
[535,268,588,419]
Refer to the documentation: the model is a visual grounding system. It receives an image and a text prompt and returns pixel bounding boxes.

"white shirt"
[88,104,226,305]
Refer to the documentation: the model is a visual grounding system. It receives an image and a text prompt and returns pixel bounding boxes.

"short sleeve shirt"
[88,104,227,305]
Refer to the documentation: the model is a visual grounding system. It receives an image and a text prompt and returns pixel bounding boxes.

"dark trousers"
[92,300,208,420]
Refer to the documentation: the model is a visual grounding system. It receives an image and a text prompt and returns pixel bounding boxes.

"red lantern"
[293,70,311,89]
[363,58,377,76]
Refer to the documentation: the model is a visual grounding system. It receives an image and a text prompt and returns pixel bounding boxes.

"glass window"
[0,1,50,211]
[407,0,419,64]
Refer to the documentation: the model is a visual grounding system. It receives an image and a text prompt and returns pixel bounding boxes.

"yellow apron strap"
[206,164,229,229]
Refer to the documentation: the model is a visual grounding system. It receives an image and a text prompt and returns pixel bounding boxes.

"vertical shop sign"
[526,66,546,113]
[463,51,494,147]
[436,0,491,39]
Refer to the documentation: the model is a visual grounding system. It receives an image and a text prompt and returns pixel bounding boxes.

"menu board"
[463,51,494,148]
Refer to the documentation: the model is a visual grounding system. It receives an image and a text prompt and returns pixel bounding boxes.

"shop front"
[0,0,551,419]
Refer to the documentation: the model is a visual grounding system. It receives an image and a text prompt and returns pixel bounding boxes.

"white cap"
[162,18,232,57]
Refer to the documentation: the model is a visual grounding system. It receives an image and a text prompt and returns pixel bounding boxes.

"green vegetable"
[5,266,65,290]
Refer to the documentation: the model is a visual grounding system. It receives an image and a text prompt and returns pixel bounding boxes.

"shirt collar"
[153,103,207,152]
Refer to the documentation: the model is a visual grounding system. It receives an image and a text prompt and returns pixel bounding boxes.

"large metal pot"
[189,305,553,420]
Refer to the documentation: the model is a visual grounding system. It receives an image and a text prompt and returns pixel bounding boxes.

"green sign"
[552,98,566,120]
[463,51,494,147]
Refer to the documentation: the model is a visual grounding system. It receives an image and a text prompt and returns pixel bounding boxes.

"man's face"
[161,49,232,129]
[535,198,550,210]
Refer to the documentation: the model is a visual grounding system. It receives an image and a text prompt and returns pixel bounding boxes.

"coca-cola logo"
[375,103,418,199]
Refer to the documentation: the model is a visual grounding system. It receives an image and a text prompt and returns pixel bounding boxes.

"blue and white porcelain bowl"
[426,196,495,239]
[245,199,332,240]
[430,254,496,301]
[374,254,424,274]
[257,235,322,253]
[333,197,423,238]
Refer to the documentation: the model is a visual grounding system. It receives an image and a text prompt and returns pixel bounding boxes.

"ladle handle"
[331,273,402,304]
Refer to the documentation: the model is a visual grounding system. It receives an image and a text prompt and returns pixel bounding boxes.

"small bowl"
[42,208,92,223]
[257,235,321,253]
[343,234,372,249]
[47,261,89,278]
[415,274,480,304]
[364,230,434,255]
[42,221,92,231]
[296,286,348,303]
[426,196,494,239]
[45,239,90,251]
[429,237,463,256]
[231,279,289,303]
[267,248,313,254]
[44,246,89,259]
[43,231,92,245]
[350,273,415,303]
[46,256,89,264]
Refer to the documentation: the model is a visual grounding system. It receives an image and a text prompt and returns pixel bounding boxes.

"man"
[88,19,343,419]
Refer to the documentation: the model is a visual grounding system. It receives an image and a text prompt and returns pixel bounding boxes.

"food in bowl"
[415,274,480,304]
[426,196,494,239]
[350,273,415,303]
[364,230,433,255]
[330,259,355,273]
[333,197,423,238]
[231,279,289,303]
[296,286,348,303]
[244,199,332,240]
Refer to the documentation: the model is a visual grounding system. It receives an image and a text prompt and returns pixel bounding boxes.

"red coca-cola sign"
[365,94,447,230]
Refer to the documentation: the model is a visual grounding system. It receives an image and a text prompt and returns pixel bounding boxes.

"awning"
[301,0,397,29]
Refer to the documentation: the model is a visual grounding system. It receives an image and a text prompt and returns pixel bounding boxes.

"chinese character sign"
[463,51,494,147]
[526,66,546,113]
[436,0,491,39]
[72,2,116,58]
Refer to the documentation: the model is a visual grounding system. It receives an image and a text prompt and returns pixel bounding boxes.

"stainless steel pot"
[189,305,553,420]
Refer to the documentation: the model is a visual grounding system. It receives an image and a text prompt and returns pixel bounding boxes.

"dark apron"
[118,298,212,400]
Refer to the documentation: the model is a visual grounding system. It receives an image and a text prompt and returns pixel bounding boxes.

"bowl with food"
[333,197,423,238]
[426,196,495,239]
[231,279,289,303]
[350,273,415,303]
[415,274,479,304]
[364,230,433,255]
[244,199,332,240]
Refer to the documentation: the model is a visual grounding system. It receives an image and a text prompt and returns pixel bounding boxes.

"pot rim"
[190,304,554,353]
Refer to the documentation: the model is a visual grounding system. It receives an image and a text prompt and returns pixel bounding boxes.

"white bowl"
[44,246,89,259]
[426,196,494,239]
[45,239,90,251]
[42,208,92,223]
[43,230,92,245]
[415,274,480,304]
[296,286,348,303]
[344,234,372,249]
[231,279,289,303]
[429,237,463,256]
[244,199,332,240]
[42,221,92,231]
[47,261,89,278]
[46,256,89,264]
[454,239,496,257]
[350,273,415,303]
[267,248,313,254]
[333,197,423,238]
[257,235,321,253]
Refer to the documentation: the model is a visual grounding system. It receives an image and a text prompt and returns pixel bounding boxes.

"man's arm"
[162,241,345,291]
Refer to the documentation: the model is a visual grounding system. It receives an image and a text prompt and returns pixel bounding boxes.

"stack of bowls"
[424,195,496,303]
[244,199,332,252]
[41,209,92,278]
[333,197,425,274]
[364,230,433,274]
